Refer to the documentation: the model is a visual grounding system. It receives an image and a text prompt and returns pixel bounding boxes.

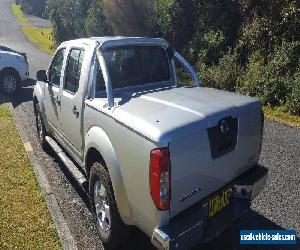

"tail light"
[149,148,171,211]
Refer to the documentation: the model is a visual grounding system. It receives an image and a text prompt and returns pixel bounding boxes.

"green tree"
[103,0,155,36]
[46,0,88,42]
[85,0,112,37]
[154,0,195,51]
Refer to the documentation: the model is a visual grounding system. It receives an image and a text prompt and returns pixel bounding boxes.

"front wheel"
[0,70,20,95]
[89,162,129,249]
[35,103,48,150]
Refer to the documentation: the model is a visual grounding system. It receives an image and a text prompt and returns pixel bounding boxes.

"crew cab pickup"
[0,45,29,94]
[33,37,268,249]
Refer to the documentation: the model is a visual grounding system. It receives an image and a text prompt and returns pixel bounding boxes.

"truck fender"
[33,83,51,131]
[84,126,133,225]
[0,66,20,77]
[33,83,45,114]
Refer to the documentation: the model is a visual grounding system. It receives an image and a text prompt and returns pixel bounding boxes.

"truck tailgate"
[169,110,262,217]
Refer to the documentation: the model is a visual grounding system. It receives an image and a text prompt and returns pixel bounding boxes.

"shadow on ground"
[11,78,36,107]
[0,78,36,107]
[0,93,9,105]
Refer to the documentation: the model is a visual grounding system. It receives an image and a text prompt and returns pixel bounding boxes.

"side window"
[96,66,106,92]
[49,48,66,86]
[64,49,85,94]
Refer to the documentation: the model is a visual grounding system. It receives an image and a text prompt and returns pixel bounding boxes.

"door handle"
[72,106,79,118]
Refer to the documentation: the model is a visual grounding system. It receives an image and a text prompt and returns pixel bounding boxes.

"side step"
[45,136,88,188]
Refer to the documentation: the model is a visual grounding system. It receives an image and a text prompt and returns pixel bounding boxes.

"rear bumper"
[151,165,268,250]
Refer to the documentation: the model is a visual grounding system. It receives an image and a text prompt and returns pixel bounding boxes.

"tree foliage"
[15,0,46,16]
[18,0,300,114]
[85,0,112,37]
[155,0,299,114]
[104,0,155,36]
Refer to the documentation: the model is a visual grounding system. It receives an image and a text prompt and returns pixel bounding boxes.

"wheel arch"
[33,83,45,115]
[84,126,133,225]
[33,83,51,134]
[0,67,21,81]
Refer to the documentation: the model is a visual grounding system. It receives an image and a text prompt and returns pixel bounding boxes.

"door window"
[96,66,106,92]
[64,49,85,94]
[49,48,66,86]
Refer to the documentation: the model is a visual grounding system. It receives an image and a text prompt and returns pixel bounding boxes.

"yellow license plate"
[208,188,232,218]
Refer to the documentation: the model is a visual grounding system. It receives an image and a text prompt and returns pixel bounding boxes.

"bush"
[198,51,241,92]
[286,71,300,115]
[237,52,265,97]
[85,0,112,37]
[237,41,299,107]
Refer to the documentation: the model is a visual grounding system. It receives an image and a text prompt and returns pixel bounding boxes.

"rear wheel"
[0,69,20,95]
[89,162,129,249]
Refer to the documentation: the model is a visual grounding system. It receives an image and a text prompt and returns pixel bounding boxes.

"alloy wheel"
[3,75,17,93]
[37,112,44,140]
[94,179,111,231]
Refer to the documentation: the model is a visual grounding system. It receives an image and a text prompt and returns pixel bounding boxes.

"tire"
[34,103,49,150]
[0,69,20,95]
[89,162,129,249]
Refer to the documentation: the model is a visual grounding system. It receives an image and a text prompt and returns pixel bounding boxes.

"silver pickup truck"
[33,37,268,249]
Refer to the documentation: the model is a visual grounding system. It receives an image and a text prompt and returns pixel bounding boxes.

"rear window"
[103,46,171,89]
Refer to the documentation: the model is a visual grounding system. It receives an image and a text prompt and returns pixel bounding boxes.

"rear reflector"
[149,148,171,211]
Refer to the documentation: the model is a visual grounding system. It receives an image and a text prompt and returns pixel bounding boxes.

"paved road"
[26,15,52,28]
[0,0,299,249]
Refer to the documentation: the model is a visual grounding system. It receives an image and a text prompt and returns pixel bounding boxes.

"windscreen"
[103,46,171,89]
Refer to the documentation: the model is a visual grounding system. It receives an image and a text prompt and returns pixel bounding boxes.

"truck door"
[44,48,66,132]
[60,48,86,157]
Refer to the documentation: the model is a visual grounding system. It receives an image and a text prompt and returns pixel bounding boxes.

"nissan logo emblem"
[220,120,229,134]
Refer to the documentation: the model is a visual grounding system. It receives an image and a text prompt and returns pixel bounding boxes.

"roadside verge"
[0,101,60,249]
[11,3,55,54]
[263,106,300,129]
[0,96,78,250]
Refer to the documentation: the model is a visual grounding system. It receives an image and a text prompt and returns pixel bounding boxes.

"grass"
[0,104,61,249]
[22,25,56,54]
[11,2,27,24]
[11,3,56,54]
[263,106,300,128]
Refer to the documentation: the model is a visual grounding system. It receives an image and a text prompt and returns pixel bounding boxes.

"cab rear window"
[103,46,170,89]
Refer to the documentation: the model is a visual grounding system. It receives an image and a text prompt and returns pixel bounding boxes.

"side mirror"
[37,70,47,82]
